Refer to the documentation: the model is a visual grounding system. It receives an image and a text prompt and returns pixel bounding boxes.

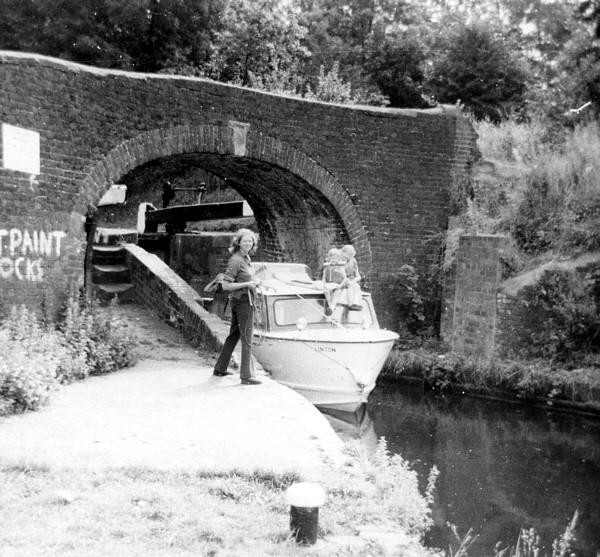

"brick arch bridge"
[0,51,478,326]
[90,124,370,274]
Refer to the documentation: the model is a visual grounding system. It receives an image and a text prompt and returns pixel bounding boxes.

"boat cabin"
[253,262,378,332]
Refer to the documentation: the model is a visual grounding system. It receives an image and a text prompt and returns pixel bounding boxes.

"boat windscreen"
[253,262,313,282]
[273,297,325,326]
[272,297,373,327]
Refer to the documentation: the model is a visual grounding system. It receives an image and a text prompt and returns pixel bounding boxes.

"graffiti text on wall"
[0,229,66,282]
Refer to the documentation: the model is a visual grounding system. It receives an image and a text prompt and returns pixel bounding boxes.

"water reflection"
[365,383,600,556]
[320,405,377,454]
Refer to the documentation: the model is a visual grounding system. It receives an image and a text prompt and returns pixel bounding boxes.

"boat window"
[273,297,373,327]
[273,298,328,326]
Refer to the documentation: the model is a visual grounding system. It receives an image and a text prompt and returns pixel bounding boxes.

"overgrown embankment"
[388,117,600,412]
[380,344,600,415]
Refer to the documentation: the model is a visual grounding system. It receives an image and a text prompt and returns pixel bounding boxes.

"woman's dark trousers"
[213,296,254,380]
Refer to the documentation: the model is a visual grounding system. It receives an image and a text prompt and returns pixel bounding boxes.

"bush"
[389,265,425,336]
[339,437,438,539]
[59,295,138,378]
[519,269,600,360]
[482,120,600,257]
[475,117,552,163]
[0,295,138,416]
[367,438,438,537]
[467,118,600,267]
[512,174,564,254]
[0,306,62,414]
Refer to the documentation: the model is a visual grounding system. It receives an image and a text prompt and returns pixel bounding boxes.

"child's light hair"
[326,247,341,260]
[341,244,356,257]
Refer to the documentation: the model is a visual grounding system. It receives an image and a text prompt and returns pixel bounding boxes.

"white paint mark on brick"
[228,121,250,157]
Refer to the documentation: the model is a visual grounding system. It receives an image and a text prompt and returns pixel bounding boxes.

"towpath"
[0,303,344,479]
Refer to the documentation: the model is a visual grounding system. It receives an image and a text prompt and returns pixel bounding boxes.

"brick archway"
[82,123,372,275]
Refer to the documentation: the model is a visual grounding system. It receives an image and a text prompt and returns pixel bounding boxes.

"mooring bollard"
[285,482,327,545]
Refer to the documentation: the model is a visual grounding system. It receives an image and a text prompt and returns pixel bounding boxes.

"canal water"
[326,383,600,557]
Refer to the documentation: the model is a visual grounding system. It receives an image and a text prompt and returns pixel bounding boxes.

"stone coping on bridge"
[0,49,458,118]
[123,243,230,356]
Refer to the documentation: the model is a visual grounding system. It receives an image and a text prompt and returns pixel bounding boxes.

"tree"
[139,0,222,73]
[299,0,425,106]
[0,0,44,53]
[0,0,222,72]
[365,30,431,107]
[304,61,354,103]
[427,21,529,121]
[558,24,600,116]
[205,0,308,87]
[578,0,600,37]
[18,0,149,69]
[559,0,600,114]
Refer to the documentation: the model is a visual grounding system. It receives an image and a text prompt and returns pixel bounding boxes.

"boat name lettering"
[315,343,336,353]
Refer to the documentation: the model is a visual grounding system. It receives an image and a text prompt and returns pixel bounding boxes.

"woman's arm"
[220,253,260,292]
[220,279,258,292]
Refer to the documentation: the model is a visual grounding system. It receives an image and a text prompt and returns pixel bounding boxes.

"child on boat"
[340,244,363,310]
[322,247,346,315]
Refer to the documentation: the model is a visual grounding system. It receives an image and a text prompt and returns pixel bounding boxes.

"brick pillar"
[447,235,505,361]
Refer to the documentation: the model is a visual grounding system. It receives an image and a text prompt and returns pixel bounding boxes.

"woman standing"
[212,228,262,385]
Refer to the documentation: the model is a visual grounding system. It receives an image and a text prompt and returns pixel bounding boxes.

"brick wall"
[443,235,505,360]
[123,243,228,352]
[0,52,478,327]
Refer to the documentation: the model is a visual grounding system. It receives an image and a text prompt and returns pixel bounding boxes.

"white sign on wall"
[2,123,40,175]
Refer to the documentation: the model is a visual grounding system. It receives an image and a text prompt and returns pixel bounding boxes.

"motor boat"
[251,262,398,412]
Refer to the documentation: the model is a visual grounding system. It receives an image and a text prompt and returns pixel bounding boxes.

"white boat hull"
[252,329,397,411]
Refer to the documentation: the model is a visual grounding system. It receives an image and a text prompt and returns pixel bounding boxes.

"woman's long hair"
[229,228,258,254]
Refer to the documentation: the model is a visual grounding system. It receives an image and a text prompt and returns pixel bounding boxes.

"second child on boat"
[322,247,346,315]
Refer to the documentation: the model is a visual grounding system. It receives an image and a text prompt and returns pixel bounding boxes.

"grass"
[0,465,295,557]
[0,444,578,557]
[0,440,436,557]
